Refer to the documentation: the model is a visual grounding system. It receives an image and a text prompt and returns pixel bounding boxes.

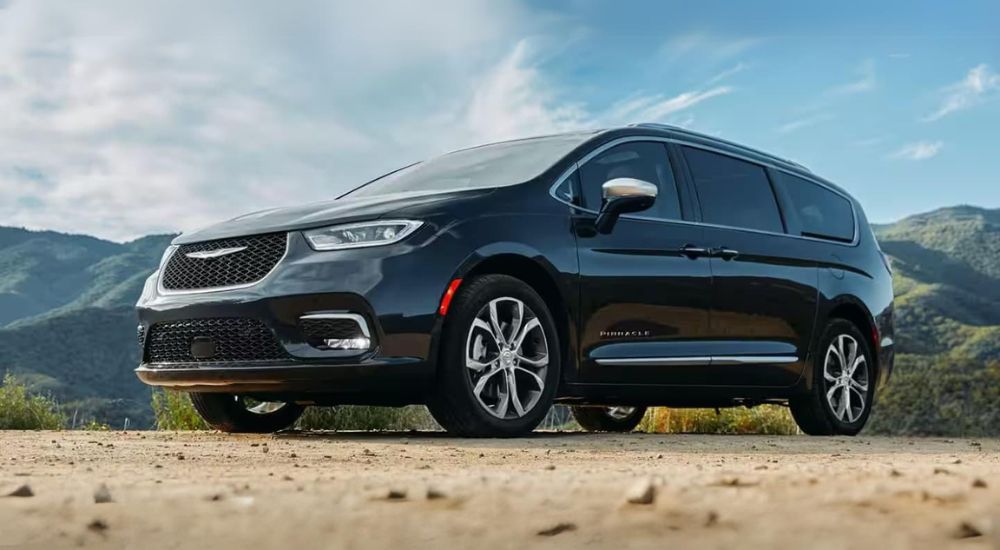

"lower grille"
[145,318,290,363]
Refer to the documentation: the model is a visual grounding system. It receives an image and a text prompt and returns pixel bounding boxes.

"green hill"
[0,229,175,427]
[874,206,1000,361]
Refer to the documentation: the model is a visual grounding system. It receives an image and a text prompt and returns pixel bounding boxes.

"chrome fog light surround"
[299,312,372,354]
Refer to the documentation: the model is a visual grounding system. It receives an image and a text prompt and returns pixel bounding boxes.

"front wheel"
[189,393,304,433]
[427,275,561,437]
[571,406,647,432]
[789,319,875,436]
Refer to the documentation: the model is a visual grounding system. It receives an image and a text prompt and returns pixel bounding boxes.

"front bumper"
[135,230,463,397]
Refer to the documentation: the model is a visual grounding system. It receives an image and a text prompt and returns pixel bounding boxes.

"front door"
[574,140,715,385]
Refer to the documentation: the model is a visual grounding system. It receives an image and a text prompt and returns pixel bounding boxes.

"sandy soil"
[0,431,998,549]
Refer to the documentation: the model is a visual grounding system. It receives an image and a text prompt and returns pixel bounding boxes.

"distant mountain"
[0,206,997,430]
[0,228,176,427]
[874,206,1000,360]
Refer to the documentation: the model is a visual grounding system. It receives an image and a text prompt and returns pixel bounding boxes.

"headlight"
[303,220,423,251]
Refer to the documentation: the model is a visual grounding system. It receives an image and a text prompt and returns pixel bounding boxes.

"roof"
[626,123,812,174]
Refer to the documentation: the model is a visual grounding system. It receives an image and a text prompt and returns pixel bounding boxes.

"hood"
[173,188,486,244]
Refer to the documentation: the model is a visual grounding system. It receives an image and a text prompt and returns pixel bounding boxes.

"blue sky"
[0,0,997,240]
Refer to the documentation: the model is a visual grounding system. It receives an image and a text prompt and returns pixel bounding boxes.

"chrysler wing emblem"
[185,246,247,260]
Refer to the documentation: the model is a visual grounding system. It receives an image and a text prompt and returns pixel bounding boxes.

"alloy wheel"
[606,406,637,420]
[239,396,288,415]
[823,334,869,423]
[465,296,549,419]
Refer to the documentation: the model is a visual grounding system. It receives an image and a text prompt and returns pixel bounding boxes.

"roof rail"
[628,123,811,172]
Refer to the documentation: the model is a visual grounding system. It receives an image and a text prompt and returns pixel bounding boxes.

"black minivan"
[136,123,894,437]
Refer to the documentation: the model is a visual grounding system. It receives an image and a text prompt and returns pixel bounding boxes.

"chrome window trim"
[595,355,798,366]
[156,233,293,296]
[549,135,861,247]
[298,312,372,338]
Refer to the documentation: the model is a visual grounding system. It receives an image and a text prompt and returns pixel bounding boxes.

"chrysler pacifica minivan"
[136,123,894,436]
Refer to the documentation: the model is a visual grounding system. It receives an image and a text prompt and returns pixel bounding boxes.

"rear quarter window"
[772,171,855,242]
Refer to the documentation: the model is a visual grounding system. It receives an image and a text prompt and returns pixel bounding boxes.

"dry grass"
[638,405,800,435]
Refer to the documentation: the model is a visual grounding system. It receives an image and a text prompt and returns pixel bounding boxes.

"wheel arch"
[438,251,575,388]
[822,298,879,380]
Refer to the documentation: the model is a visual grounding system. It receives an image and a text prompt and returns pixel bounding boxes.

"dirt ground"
[0,431,998,549]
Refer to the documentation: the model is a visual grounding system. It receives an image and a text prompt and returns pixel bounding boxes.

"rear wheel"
[427,275,561,437]
[790,319,875,436]
[189,393,304,433]
[571,406,647,432]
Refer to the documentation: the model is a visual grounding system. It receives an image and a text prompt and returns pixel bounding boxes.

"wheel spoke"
[467,358,495,372]
[472,318,501,348]
[512,318,541,351]
[508,300,524,349]
[842,385,853,422]
[849,355,865,377]
[506,369,526,417]
[845,339,858,373]
[826,383,841,404]
[516,352,548,367]
[514,366,545,391]
[472,368,503,398]
[849,377,868,392]
[494,375,510,418]
[835,335,848,370]
[489,300,508,347]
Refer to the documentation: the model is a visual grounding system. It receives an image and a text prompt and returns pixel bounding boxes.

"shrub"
[638,405,799,435]
[0,374,65,430]
[151,390,209,430]
[868,354,1000,436]
[298,405,437,431]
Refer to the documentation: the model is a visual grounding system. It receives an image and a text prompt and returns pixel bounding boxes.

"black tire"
[189,393,304,433]
[427,274,561,437]
[571,406,647,432]
[790,319,875,436]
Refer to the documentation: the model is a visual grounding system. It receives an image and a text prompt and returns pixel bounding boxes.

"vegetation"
[298,405,437,431]
[638,405,799,435]
[0,374,65,430]
[868,354,1000,436]
[151,390,209,430]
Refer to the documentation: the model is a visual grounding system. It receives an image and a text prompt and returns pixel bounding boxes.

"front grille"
[160,233,287,291]
[145,318,290,363]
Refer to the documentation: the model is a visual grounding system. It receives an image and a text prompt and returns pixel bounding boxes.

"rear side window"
[773,171,855,242]
[681,147,784,233]
[579,142,682,221]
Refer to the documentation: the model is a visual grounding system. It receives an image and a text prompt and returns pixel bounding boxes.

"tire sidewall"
[442,275,561,435]
[814,320,875,434]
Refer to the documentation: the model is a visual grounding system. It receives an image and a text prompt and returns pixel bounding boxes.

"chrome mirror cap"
[602,177,658,200]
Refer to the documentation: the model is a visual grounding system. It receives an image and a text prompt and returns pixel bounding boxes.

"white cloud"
[661,33,761,63]
[827,60,876,96]
[706,62,748,86]
[604,87,733,124]
[777,113,834,134]
[889,141,943,161]
[0,1,739,241]
[923,64,1000,121]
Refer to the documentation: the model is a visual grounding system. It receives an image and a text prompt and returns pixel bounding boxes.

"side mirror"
[595,177,658,233]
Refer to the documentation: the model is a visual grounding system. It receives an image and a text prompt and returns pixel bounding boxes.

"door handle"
[715,247,740,260]
[680,244,709,259]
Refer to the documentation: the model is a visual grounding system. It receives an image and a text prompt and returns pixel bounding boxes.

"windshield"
[343,132,594,198]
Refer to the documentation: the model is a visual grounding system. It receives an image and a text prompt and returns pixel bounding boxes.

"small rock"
[93,484,113,504]
[537,522,576,536]
[890,469,903,477]
[933,467,951,475]
[262,446,270,454]
[952,521,983,539]
[625,479,656,505]
[426,487,446,500]
[544,465,556,471]
[87,519,109,533]
[387,488,407,500]
[705,511,719,527]
[971,478,987,489]
[6,484,33,498]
